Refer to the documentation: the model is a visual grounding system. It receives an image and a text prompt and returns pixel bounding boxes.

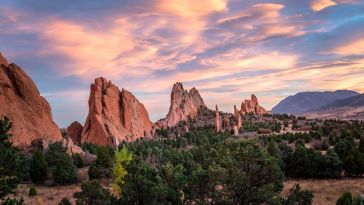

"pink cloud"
[310,0,337,12]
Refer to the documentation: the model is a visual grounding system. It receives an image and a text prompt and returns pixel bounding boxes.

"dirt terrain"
[283,178,364,205]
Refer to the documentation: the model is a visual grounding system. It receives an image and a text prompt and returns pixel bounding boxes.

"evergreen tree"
[30,150,48,183]
[336,192,353,205]
[359,137,364,153]
[45,142,77,184]
[0,116,29,199]
[74,181,117,205]
[88,147,113,179]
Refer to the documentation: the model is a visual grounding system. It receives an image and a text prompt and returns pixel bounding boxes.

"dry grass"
[8,178,364,205]
[283,178,364,205]
[11,184,80,205]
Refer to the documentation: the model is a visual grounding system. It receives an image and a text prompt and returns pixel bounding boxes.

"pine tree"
[30,150,48,183]
[0,116,29,199]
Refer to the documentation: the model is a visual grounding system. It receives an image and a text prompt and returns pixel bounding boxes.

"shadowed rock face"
[67,121,83,146]
[158,82,206,128]
[81,77,153,146]
[0,53,62,146]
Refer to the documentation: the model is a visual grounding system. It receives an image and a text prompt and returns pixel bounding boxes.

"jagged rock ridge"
[0,52,62,146]
[81,77,153,146]
[158,82,206,128]
[240,94,267,115]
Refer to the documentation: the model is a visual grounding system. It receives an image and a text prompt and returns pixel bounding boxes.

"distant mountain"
[271,90,359,114]
[319,93,364,110]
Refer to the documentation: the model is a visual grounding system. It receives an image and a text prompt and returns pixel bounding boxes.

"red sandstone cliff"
[0,52,62,146]
[81,77,153,146]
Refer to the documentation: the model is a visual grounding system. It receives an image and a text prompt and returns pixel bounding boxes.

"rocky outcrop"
[158,82,206,128]
[0,53,62,146]
[233,105,242,129]
[240,94,267,115]
[62,137,84,155]
[215,105,221,132]
[67,121,83,146]
[81,77,153,146]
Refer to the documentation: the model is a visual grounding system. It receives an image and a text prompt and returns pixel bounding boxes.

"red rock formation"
[240,94,267,115]
[158,82,206,128]
[215,105,221,132]
[67,121,83,146]
[234,105,242,130]
[81,77,153,146]
[0,53,62,146]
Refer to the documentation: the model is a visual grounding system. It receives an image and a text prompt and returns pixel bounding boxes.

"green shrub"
[45,142,77,185]
[73,181,117,205]
[280,184,313,205]
[0,116,30,199]
[29,150,48,183]
[28,186,37,197]
[336,192,352,205]
[72,153,84,168]
[58,197,72,205]
[88,147,113,179]
[54,154,77,184]
[81,143,98,155]
[1,198,25,205]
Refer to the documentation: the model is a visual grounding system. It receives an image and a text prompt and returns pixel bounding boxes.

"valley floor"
[10,178,364,205]
[283,178,364,205]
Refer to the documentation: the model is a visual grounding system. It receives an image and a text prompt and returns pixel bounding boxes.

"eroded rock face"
[159,82,206,128]
[0,53,62,146]
[240,94,267,115]
[67,121,83,146]
[81,77,152,146]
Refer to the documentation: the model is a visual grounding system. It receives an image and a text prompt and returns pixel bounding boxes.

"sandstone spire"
[158,82,206,128]
[234,105,242,130]
[81,77,152,146]
[0,53,62,146]
[215,105,221,132]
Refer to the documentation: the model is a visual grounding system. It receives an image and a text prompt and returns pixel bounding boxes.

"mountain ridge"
[272,90,360,114]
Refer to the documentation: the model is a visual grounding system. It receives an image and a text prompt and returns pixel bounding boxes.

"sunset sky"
[1,0,364,127]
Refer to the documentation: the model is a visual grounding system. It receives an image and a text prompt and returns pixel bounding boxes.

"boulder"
[0,53,62,146]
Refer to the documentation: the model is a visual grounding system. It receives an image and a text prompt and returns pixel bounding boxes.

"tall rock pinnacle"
[215,105,221,132]
[158,82,206,128]
[0,52,62,146]
[81,77,153,146]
